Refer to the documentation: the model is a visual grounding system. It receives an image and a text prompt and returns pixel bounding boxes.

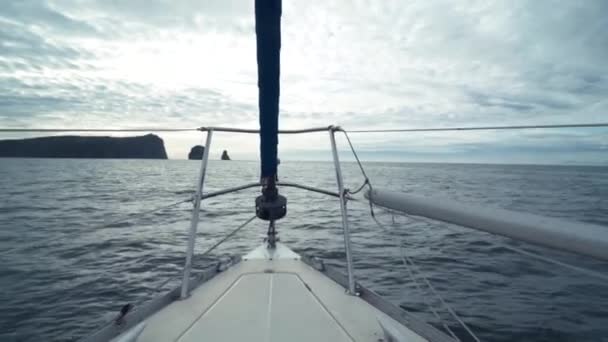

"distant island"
[188,146,231,160]
[0,134,167,159]
[188,145,205,160]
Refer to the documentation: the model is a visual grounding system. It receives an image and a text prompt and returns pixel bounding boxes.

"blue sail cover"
[255,0,281,178]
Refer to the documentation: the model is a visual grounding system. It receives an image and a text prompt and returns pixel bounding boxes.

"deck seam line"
[173,274,245,342]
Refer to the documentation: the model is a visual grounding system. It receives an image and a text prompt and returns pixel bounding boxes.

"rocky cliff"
[0,134,168,159]
[221,150,231,160]
[188,145,205,160]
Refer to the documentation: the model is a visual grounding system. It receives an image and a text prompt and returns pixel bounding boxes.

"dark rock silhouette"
[188,145,205,160]
[221,150,231,160]
[0,134,167,159]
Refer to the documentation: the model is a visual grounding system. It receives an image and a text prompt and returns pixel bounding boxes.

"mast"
[255,0,286,237]
[255,0,281,183]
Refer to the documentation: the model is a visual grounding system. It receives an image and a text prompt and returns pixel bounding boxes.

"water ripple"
[0,160,607,341]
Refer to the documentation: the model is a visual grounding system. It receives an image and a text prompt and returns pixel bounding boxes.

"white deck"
[114,243,432,342]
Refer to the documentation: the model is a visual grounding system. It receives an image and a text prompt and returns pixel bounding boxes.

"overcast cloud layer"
[0,0,607,163]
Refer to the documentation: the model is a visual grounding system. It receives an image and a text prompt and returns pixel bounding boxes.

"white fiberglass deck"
[118,244,432,342]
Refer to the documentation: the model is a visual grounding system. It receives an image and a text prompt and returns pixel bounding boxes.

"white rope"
[499,244,608,282]
[400,248,482,342]
[384,208,608,283]
[341,130,378,221]
[397,243,461,341]
[371,214,481,342]
[340,136,471,340]
[342,130,371,181]
[372,209,460,340]
[338,130,603,340]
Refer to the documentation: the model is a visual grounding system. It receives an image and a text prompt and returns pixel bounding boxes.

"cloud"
[3,0,100,36]
[0,0,607,163]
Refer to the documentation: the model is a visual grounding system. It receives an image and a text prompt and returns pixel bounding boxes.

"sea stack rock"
[221,150,231,160]
[188,145,205,160]
[0,134,167,159]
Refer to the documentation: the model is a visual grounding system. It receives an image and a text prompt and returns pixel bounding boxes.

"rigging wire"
[343,128,603,339]
[0,198,193,258]
[344,124,608,284]
[400,248,482,342]
[500,244,608,283]
[141,215,255,295]
[342,127,478,341]
[2,122,607,134]
[383,208,608,283]
[347,178,369,195]
[342,130,377,217]
[104,215,257,327]
[371,214,482,342]
[345,122,608,133]
[195,215,257,260]
[342,130,371,181]
[397,244,462,341]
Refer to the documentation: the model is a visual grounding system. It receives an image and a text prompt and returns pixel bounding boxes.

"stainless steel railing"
[179,125,358,298]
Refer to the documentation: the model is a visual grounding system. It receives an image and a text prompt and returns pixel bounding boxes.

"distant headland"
[221,150,231,160]
[0,134,168,159]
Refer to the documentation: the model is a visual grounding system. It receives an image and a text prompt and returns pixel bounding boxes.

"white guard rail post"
[329,127,356,294]
[366,188,608,262]
[181,129,213,299]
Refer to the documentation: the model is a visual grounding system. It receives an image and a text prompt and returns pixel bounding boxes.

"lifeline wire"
[108,214,257,327]
[3,122,608,133]
[346,122,608,133]
[195,215,257,260]
[142,215,256,295]
[0,128,198,132]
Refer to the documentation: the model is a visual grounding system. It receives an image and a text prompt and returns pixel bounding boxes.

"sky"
[0,0,607,164]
